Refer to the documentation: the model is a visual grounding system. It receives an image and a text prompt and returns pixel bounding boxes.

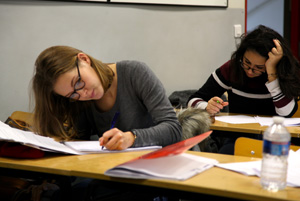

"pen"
[110,111,120,129]
[102,111,120,150]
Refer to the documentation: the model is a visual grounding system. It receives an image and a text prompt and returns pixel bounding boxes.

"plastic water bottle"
[260,116,291,191]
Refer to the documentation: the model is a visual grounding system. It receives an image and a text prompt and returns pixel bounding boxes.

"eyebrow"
[244,57,265,68]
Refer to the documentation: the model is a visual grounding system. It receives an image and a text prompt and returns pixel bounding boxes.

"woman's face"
[53,57,104,101]
[241,50,267,78]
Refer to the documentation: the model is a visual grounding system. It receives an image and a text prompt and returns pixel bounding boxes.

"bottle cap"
[273,116,285,124]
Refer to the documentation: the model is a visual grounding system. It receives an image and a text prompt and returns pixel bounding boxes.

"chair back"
[5,111,34,131]
[234,137,300,158]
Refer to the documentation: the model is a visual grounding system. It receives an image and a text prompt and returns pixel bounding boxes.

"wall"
[247,0,284,35]
[0,0,244,121]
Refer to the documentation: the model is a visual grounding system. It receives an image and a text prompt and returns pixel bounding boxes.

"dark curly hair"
[230,25,300,99]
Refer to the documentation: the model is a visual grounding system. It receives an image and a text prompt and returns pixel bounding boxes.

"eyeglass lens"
[241,62,264,74]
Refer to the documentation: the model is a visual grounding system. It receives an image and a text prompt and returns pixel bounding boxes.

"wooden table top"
[0,151,299,201]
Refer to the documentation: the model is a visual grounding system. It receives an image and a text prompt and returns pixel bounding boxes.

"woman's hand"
[99,128,135,150]
[265,39,283,81]
[206,96,229,116]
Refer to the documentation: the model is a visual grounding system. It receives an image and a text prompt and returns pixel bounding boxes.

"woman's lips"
[90,89,95,98]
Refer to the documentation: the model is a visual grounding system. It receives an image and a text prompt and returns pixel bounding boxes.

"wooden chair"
[9,111,33,124]
[5,111,34,131]
[234,137,300,158]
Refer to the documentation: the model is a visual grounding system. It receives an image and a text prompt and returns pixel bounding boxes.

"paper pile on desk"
[105,131,219,181]
[216,149,300,187]
[215,115,300,126]
[255,116,300,126]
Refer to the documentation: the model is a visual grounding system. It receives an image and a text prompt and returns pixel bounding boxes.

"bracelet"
[131,130,137,142]
[267,73,277,77]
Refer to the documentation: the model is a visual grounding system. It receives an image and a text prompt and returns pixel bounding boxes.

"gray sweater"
[77,60,182,147]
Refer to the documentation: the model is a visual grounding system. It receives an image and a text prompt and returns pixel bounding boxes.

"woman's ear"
[77,53,91,65]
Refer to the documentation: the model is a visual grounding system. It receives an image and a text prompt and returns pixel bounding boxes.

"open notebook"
[0,121,160,155]
[105,131,219,181]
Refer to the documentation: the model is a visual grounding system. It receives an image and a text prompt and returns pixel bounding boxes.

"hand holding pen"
[99,112,135,150]
[206,96,229,116]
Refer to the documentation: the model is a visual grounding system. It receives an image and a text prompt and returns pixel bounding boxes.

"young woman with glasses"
[187,25,300,154]
[32,46,182,151]
[32,46,183,200]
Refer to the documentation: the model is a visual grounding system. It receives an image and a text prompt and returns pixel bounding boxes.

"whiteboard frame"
[82,0,228,7]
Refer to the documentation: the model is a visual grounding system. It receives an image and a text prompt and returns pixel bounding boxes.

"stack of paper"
[215,115,300,126]
[105,153,218,180]
[216,149,300,187]
[105,131,219,181]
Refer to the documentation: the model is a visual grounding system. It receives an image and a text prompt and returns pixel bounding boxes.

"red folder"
[127,130,212,161]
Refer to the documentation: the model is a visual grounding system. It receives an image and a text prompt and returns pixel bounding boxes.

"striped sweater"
[188,61,297,117]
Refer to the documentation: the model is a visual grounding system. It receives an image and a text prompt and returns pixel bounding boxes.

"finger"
[209,99,220,108]
[222,102,229,106]
[212,101,224,110]
[101,128,118,145]
[105,132,123,150]
[110,139,124,150]
[107,139,123,150]
[207,104,220,114]
[268,51,275,58]
[211,97,223,104]
[273,39,283,54]
[99,137,103,146]
[271,47,281,56]
[273,39,281,47]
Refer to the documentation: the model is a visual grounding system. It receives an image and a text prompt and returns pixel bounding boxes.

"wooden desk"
[211,113,300,138]
[0,151,299,201]
[274,126,300,138]
[210,120,261,134]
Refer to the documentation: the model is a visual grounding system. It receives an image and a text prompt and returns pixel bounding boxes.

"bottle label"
[263,140,290,156]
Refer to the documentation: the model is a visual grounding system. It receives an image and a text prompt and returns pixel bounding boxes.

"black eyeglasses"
[68,59,85,102]
[240,60,265,75]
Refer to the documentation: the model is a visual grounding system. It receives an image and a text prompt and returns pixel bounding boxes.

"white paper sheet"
[105,153,219,180]
[216,149,300,187]
[0,121,160,155]
[255,116,300,127]
[215,115,257,124]
[215,115,300,126]
[0,121,80,154]
[63,141,161,153]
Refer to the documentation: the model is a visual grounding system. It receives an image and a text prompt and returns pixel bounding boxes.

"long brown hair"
[31,46,114,140]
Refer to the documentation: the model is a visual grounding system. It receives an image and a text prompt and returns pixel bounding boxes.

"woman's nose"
[247,67,254,74]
